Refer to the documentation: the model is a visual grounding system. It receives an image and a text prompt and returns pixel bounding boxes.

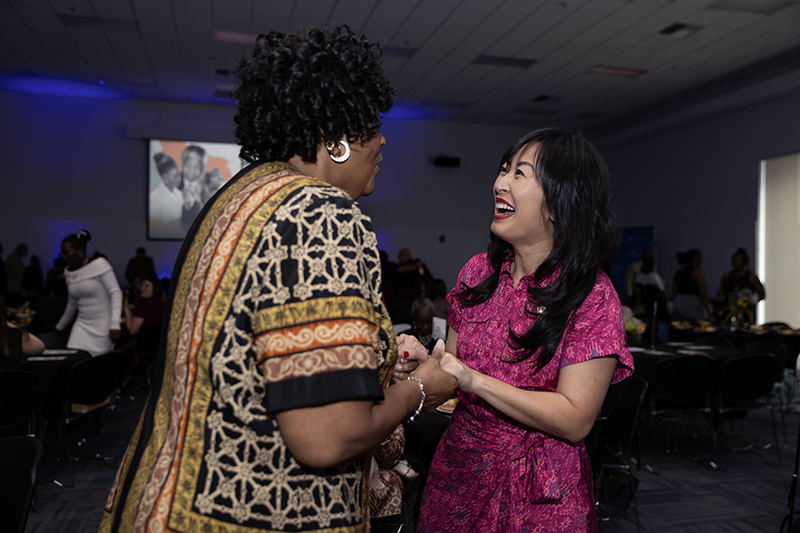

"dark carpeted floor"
[22,388,800,533]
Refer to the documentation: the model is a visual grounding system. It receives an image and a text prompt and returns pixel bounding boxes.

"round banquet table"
[669,325,800,364]
[630,342,741,384]
[19,349,92,415]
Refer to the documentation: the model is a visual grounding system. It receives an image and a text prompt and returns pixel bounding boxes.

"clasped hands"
[392,334,474,412]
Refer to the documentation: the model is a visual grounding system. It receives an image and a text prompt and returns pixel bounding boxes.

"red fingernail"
[403,351,409,358]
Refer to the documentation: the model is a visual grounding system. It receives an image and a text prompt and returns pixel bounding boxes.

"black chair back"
[586,417,609,479]
[136,322,162,355]
[651,353,716,405]
[68,350,127,406]
[0,370,39,438]
[718,353,782,403]
[742,339,788,366]
[0,435,43,533]
[604,377,649,455]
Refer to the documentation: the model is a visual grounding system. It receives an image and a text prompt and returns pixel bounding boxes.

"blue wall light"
[383,104,432,120]
[0,75,131,99]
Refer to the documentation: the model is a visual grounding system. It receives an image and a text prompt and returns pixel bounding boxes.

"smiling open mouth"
[494,198,514,219]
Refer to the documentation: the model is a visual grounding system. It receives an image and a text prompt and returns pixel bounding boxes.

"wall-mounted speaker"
[433,155,460,168]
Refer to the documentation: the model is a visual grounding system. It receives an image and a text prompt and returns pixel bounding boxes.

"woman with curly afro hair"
[100,25,456,533]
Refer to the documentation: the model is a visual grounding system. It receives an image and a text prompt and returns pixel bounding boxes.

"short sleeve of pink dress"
[417,253,633,533]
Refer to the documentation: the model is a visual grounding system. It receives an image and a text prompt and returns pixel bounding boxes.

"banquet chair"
[393,323,412,335]
[0,370,39,438]
[599,377,648,533]
[0,435,44,533]
[649,353,717,464]
[46,350,127,487]
[716,352,783,466]
[123,321,162,390]
[585,417,609,525]
[743,339,789,445]
[693,334,736,348]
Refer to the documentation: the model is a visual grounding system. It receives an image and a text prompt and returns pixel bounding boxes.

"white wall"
[3,88,800,300]
[762,153,800,326]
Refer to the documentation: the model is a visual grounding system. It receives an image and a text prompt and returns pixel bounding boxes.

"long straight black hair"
[456,128,620,371]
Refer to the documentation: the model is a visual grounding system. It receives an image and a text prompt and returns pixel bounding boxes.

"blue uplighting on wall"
[383,104,432,120]
[372,229,396,257]
[0,75,131,99]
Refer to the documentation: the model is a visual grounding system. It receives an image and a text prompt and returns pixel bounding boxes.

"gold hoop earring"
[327,140,350,163]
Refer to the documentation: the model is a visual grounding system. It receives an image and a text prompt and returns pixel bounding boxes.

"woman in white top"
[634,255,665,291]
[55,230,123,356]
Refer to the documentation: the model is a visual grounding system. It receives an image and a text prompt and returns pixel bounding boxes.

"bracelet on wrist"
[406,375,426,423]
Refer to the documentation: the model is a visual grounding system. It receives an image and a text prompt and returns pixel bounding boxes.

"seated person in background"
[389,248,433,325]
[1,300,46,368]
[408,297,437,352]
[123,277,165,359]
[428,278,450,319]
[716,247,765,311]
[124,247,157,289]
[395,247,433,297]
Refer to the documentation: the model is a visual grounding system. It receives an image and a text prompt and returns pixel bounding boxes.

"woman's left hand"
[392,335,430,383]
[109,329,121,341]
[396,334,429,361]
[392,353,420,383]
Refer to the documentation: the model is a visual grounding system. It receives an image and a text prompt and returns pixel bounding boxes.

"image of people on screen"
[150,152,184,229]
[149,141,240,239]
[180,145,208,230]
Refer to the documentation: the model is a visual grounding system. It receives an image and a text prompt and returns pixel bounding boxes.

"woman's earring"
[327,140,350,163]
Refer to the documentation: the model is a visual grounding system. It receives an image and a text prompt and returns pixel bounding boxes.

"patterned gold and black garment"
[99,162,397,533]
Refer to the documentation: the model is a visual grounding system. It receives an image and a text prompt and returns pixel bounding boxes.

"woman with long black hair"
[416,128,633,532]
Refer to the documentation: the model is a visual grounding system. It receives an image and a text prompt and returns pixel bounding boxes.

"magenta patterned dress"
[417,254,633,532]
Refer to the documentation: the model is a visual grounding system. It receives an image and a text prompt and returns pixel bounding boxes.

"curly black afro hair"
[233,25,396,164]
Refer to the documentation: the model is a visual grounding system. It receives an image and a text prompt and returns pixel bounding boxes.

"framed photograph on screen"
[147,139,245,240]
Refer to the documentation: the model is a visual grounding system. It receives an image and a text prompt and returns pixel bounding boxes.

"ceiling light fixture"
[532,94,562,103]
[214,30,258,44]
[473,55,536,69]
[588,65,645,78]
[659,22,702,39]
[707,0,793,15]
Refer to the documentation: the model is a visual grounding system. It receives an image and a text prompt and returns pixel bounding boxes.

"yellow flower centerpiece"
[624,316,647,347]
[723,295,753,330]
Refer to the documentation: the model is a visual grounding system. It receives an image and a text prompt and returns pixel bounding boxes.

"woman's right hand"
[440,352,477,394]
[409,340,458,412]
